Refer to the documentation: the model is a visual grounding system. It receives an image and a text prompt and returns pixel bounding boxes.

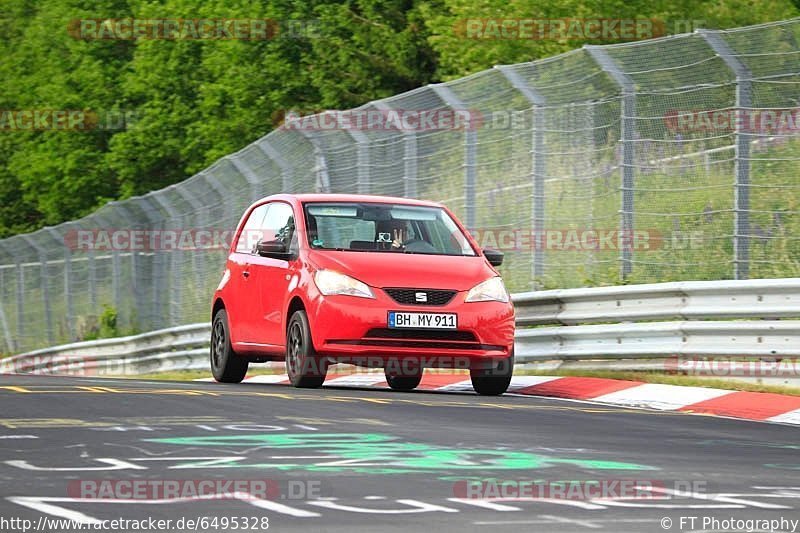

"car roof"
[256,193,444,208]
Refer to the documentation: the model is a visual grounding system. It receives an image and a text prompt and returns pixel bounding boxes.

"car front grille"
[364,328,477,342]
[384,288,456,306]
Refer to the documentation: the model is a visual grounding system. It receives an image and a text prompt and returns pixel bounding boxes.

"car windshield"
[303,202,476,256]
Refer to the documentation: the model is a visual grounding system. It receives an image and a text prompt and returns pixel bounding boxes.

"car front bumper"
[307,289,515,369]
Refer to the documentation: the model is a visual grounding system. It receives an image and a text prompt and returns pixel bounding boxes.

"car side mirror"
[483,248,503,267]
[257,239,290,259]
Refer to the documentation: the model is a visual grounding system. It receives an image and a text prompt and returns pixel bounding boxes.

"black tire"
[470,351,514,396]
[210,309,248,383]
[384,364,423,391]
[286,310,327,388]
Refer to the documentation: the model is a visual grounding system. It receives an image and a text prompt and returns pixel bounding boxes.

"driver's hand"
[391,228,404,249]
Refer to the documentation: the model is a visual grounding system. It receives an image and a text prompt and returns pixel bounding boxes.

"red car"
[210,194,515,395]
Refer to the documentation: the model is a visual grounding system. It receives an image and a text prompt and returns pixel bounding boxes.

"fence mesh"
[3,19,800,353]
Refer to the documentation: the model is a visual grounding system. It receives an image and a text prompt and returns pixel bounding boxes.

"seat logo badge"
[415,292,428,303]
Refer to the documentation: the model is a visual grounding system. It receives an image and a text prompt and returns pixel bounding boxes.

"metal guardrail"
[0,324,210,376]
[2,278,799,375]
[514,278,800,326]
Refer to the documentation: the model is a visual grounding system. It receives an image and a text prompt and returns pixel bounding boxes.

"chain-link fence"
[2,19,800,353]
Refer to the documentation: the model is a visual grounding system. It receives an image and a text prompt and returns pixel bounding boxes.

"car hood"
[307,250,496,291]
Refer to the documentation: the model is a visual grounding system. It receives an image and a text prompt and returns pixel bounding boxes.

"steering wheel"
[403,239,438,253]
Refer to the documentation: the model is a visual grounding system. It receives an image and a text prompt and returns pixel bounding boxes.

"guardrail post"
[586,46,636,280]
[257,138,294,193]
[431,83,476,230]
[698,29,752,280]
[495,65,547,284]
[21,235,54,345]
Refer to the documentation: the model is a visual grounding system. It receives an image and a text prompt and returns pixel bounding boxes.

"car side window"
[235,203,269,253]
[262,202,297,253]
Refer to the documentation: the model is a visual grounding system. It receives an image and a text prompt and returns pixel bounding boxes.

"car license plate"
[388,311,457,329]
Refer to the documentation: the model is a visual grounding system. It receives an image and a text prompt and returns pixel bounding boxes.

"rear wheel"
[470,351,514,396]
[210,309,248,383]
[385,363,423,391]
[286,310,327,388]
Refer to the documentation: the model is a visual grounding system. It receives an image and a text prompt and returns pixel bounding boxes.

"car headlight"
[465,277,509,303]
[314,269,375,299]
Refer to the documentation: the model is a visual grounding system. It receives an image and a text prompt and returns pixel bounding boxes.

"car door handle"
[242,271,250,278]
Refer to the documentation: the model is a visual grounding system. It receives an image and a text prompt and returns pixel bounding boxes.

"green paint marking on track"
[764,463,800,470]
[147,433,657,475]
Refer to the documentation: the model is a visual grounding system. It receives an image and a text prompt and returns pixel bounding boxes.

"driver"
[376,219,408,250]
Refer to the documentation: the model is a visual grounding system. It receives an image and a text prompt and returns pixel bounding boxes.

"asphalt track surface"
[0,374,798,533]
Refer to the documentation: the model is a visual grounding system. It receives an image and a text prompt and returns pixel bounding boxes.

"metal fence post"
[496,65,547,284]
[430,83,476,229]
[229,154,264,203]
[299,130,331,193]
[698,29,752,280]
[150,191,182,327]
[15,259,24,348]
[129,198,161,331]
[346,127,371,195]
[372,100,418,198]
[199,171,232,225]
[84,230,97,312]
[0,242,16,353]
[91,212,123,328]
[402,133,418,198]
[21,235,54,345]
[257,138,294,193]
[46,227,74,341]
[172,186,206,296]
[135,195,165,330]
[586,46,636,280]
[0,295,11,353]
[114,202,149,331]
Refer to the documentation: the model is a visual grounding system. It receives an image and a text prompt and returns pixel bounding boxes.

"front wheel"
[470,351,514,396]
[210,309,248,383]
[286,310,327,388]
[385,363,423,391]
